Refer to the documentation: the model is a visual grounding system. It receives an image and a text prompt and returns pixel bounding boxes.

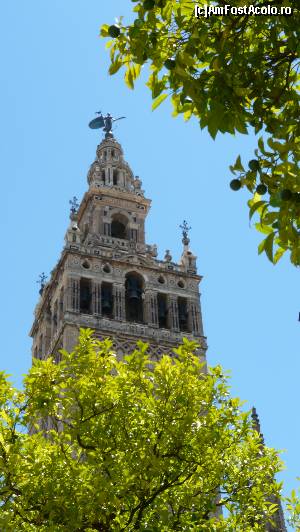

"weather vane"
[69,196,79,215]
[37,272,47,295]
[88,111,126,138]
[180,220,191,242]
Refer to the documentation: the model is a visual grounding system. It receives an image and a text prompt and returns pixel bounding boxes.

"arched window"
[157,293,168,329]
[178,297,189,332]
[80,278,92,314]
[53,300,58,331]
[111,220,126,239]
[111,213,128,240]
[58,287,64,323]
[101,283,113,318]
[113,169,118,186]
[125,273,144,323]
[39,334,44,359]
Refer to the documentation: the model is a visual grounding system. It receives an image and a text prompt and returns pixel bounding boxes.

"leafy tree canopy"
[0,329,284,530]
[286,486,300,530]
[101,1,300,266]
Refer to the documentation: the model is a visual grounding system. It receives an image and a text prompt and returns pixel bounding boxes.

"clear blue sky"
[0,0,299,520]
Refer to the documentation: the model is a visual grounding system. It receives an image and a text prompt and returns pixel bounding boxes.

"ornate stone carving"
[93,262,102,272]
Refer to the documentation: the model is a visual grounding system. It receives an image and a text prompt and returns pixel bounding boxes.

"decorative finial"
[89,112,126,139]
[164,249,172,263]
[69,196,79,216]
[133,176,142,190]
[37,272,47,296]
[180,220,191,246]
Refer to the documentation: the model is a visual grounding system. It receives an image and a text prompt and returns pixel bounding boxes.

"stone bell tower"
[30,122,207,361]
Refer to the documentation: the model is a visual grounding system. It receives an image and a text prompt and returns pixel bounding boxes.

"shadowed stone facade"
[30,134,207,362]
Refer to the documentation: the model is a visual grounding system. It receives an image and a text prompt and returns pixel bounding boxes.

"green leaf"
[255,222,273,235]
[152,93,168,110]
[109,59,123,75]
[125,68,134,89]
[100,24,109,37]
[233,155,245,172]
[249,200,266,221]
[273,246,286,264]
[264,232,275,262]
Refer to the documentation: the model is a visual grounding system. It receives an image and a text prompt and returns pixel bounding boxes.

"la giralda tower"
[30,116,206,362]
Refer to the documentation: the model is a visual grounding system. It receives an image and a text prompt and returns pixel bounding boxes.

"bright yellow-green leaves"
[286,486,300,530]
[101,0,300,266]
[0,329,286,530]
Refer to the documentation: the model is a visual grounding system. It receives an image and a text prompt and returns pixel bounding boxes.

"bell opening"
[125,272,144,323]
[178,297,189,332]
[157,293,169,329]
[101,283,114,318]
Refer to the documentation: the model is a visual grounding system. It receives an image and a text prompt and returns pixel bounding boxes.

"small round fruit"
[143,0,155,9]
[248,159,260,172]
[280,189,292,201]
[256,183,267,195]
[164,59,176,70]
[230,179,242,191]
[108,25,121,38]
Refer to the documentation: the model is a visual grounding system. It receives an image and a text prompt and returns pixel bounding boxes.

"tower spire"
[251,407,287,531]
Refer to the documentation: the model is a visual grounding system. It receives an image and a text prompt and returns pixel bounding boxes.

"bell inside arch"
[102,297,112,312]
[125,273,144,323]
[157,293,168,329]
[178,298,189,332]
[101,283,113,318]
[126,277,142,301]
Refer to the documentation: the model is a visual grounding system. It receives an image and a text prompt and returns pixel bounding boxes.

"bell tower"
[30,122,207,361]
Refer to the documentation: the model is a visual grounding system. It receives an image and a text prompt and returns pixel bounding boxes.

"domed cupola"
[96,136,124,164]
[87,136,139,194]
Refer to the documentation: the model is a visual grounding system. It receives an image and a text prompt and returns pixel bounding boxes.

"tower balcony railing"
[66,236,185,273]
[155,260,183,273]
[93,235,156,256]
